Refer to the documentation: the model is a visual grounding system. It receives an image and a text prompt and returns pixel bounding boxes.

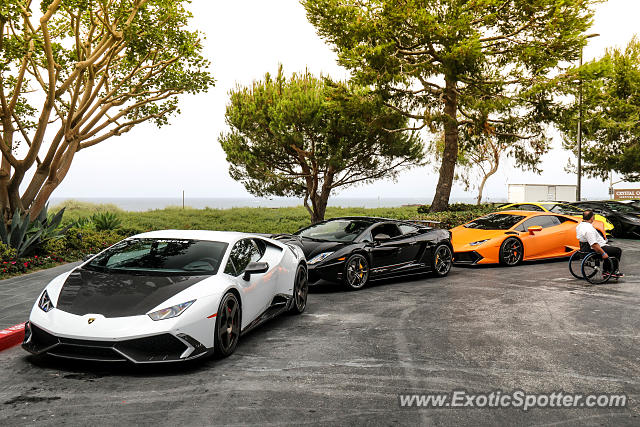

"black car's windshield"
[464,213,526,230]
[547,204,582,215]
[603,202,638,214]
[296,219,373,242]
[85,238,228,275]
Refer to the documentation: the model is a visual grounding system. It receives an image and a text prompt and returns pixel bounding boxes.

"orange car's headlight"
[469,239,490,246]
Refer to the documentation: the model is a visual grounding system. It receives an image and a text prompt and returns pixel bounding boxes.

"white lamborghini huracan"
[23,230,308,363]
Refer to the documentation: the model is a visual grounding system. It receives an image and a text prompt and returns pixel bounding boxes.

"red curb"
[0,323,26,352]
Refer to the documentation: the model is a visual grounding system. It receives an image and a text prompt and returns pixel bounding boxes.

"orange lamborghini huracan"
[450,211,606,266]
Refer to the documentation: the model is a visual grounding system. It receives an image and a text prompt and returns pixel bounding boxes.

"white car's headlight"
[148,300,195,321]
[308,252,334,265]
[469,239,490,246]
[38,290,54,312]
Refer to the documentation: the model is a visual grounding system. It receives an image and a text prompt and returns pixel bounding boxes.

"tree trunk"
[303,170,333,224]
[304,193,328,224]
[476,152,500,205]
[430,78,458,212]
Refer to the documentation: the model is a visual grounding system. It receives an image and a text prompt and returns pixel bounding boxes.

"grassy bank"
[54,201,495,234]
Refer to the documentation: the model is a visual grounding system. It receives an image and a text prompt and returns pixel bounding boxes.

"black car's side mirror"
[83,253,95,262]
[373,233,391,243]
[243,262,269,281]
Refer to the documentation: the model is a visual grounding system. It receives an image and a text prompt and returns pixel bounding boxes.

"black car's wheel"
[431,244,453,277]
[499,237,523,266]
[289,264,308,314]
[343,253,369,290]
[214,292,241,358]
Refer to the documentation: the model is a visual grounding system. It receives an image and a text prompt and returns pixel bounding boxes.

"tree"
[219,67,424,223]
[303,0,599,211]
[0,0,213,221]
[557,38,640,181]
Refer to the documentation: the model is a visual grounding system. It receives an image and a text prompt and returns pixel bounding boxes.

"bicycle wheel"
[581,253,613,285]
[568,251,585,279]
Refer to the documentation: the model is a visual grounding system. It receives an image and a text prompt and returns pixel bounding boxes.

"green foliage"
[418,203,485,214]
[60,228,122,253]
[42,238,68,256]
[416,206,495,229]
[69,216,93,229]
[52,200,123,214]
[0,206,66,257]
[556,37,640,180]
[92,212,122,231]
[219,66,424,222]
[50,202,495,235]
[303,0,600,209]
[0,242,17,262]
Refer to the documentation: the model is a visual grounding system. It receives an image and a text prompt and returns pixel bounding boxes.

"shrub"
[64,228,123,253]
[70,216,94,229]
[0,242,17,262]
[0,206,66,257]
[447,203,483,212]
[1,254,64,276]
[42,238,68,256]
[92,212,122,231]
[417,205,430,214]
[116,226,147,237]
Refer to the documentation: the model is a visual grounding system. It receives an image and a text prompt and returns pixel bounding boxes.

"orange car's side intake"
[450,211,606,265]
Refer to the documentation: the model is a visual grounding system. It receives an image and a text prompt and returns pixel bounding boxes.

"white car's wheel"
[214,292,241,358]
[289,264,308,314]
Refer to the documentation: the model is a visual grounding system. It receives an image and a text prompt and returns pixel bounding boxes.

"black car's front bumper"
[22,322,209,363]
[308,259,346,285]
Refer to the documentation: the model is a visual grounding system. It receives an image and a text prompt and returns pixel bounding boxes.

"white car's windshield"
[85,238,228,275]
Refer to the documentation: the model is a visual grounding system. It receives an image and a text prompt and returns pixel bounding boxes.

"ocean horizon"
[49,196,508,212]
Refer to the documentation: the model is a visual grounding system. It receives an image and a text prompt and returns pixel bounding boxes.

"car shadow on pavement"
[23,352,214,377]
[453,256,571,270]
[307,271,444,294]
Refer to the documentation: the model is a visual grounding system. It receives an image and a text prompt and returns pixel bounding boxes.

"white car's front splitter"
[25,301,219,363]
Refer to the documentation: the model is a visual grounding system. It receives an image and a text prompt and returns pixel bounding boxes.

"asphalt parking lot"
[0,239,639,426]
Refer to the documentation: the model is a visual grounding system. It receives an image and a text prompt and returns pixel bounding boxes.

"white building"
[508,184,577,203]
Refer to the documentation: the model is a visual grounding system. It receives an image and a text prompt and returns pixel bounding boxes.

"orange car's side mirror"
[528,226,543,234]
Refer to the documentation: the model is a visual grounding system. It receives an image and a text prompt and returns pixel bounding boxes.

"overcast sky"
[52,0,640,202]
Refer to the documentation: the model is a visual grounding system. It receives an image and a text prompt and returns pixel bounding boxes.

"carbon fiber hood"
[55,267,209,318]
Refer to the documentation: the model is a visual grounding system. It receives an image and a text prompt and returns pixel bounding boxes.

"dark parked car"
[618,199,640,210]
[570,200,640,238]
[274,217,453,290]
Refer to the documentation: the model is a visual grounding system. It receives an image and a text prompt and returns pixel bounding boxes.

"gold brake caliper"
[358,261,364,278]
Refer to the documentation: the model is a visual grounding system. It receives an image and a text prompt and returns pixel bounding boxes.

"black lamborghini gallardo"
[275,217,453,290]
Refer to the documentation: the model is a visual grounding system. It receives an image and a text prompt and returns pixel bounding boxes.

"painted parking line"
[0,322,25,352]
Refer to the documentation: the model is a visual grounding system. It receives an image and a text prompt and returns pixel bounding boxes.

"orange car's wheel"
[499,237,523,266]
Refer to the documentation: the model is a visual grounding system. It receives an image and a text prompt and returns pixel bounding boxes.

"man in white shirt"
[576,210,623,278]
